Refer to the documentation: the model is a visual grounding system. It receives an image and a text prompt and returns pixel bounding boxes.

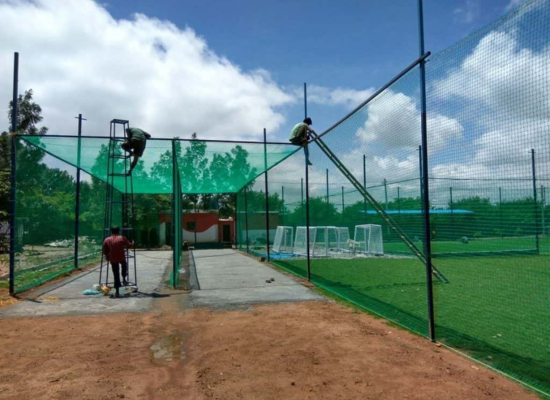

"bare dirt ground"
[0,298,539,400]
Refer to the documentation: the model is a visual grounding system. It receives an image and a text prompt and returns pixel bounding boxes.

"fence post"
[542,185,546,235]
[384,179,390,236]
[74,113,86,269]
[234,192,238,248]
[531,149,540,253]
[341,186,345,222]
[363,154,368,222]
[326,168,329,204]
[418,0,436,342]
[264,128,270,261]
[301,177,304,222]
[281,186,285,225]
[9,52,19,296]
[305,82,311,281]
[244,187,249,253]
[499,187,503,238]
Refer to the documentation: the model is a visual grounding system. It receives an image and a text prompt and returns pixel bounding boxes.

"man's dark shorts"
[132,139,147,157]
[290,137,304,146]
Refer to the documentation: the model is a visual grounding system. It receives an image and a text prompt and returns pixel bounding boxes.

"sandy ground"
[0,297,539,400]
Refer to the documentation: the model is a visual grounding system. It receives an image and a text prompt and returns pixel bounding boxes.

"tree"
[0,90,49,225]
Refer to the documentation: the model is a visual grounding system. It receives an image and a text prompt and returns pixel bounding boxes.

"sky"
[0,0,525,141]
[2,0,548,204]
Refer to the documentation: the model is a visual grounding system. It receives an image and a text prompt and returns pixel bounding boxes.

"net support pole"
[74,113,85,269]
[531,149,540,253]
[9,52,19,295]
[341,186,345,222]
[326,169,329,203]
[384,179,390,236]
[418,0,436,342]
[234,193,238,247]
[244,187,250,253]
[301,178,304,221]
[281,186,285,224]
[363,154,367,222]
[304,82,311,281]
[171,140,177,288]
[542,185,546,235]
[263,128,270,261]
[499,187,503,238]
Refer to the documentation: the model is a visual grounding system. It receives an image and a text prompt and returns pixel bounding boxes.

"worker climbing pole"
[98,119,138,291]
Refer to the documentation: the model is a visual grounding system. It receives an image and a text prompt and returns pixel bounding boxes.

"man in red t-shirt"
[102,226,134,298]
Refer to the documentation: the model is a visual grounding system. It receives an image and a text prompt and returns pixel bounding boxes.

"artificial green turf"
[384,236,547,255]
[273,254,550,397]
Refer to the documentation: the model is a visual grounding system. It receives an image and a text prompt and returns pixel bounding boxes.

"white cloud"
[453,1,480,24]
[434,30,550,121]
[431,29,550,182]
[304,85,375,109]
[0,0,294,140]
[505,0,524,12]
[357,90,464,154]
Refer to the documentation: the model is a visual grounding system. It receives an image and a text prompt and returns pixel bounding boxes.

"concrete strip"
[190,249,323,308]
[0,251,171,318]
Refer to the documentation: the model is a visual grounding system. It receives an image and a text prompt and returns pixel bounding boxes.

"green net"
[236,1,550,396]
[13,137,78,293]
[77,170,106,269]
[19,136,298,194]
[9,0,550,396]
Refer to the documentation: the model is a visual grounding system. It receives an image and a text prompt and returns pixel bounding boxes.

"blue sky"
[102,0,521,138]
[3,0,546,198]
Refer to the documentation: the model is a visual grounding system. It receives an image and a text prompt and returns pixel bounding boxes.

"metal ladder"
[308,131,449,283]
[98,119,138,289]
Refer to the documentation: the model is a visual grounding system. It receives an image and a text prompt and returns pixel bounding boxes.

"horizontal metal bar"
[313,52,431,141]
[18,134,291,146]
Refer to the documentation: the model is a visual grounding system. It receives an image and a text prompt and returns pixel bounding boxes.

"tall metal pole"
[541,185,546,235]
[244,188,249,253]
[264,128,270,261]
[384,179,388,210]
[499,187,503,238]
[9,52,19,295]
[301,178,304,221]
[418,0,436,342]
[531,149,540,253]
[74,114,85,269]
[234,192,238,248]
[341,186,345,222]
[384,178,390,236]
[304,82,311,280]
[281,186,285,224]
[363,155,367,221]
[326,169,329,204]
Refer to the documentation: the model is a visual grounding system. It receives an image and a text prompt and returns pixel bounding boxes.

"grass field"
[273,252,550,396]
[384,236,545,255]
